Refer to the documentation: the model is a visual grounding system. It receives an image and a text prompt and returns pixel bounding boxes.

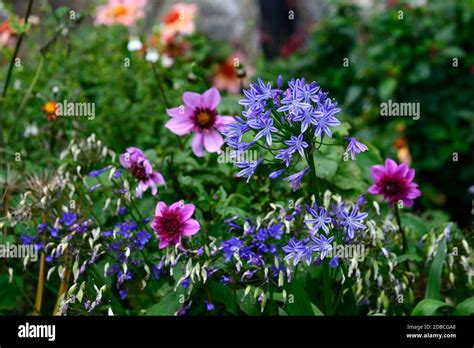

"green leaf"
[278,307,288,316]
[411,299,452,316]
[285,279,323,316]
[0,274,23,312]
[454,297,474,316]
[425,239,446,300]
[378,78,397,100]
[146,291,181,315]
[401,213,429,238]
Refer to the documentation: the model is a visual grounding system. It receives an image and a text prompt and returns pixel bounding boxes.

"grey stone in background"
[151,0,261,61]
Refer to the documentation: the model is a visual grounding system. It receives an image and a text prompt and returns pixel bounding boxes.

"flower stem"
[33,251,45,315]
[305,150,321,205]
[151,63,170,108]
[1,0,34,99]
[322,259,332,314]
[394,204,407,253]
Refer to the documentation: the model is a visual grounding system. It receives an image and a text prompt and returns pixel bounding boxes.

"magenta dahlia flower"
[151,201,200,248]
[368,158,421,207]
[119,147,165,197]
[165,87,234,157]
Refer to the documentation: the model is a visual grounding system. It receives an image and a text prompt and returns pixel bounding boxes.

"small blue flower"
[88,167,109,178]
[312,234,334,260]
[204,300,215,311]
[329,256,339,269]
[61,212,77,226]
[283,167,309,192]
[284,134,308,158]
[339,206,368,239]
[305,204,332,235]
[235,159,263,182]
[344,137,368,160]
[269,168,286,179]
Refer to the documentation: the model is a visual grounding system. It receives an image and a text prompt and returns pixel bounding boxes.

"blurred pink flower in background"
[160,3,198,44]
[151,201,200,248]
[0,20,15,47]
[166,87,234,157]
[95,0,147,27]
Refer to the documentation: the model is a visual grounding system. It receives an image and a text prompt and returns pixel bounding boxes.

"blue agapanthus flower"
[225,76,365,191]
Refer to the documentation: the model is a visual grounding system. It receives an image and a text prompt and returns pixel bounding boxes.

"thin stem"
[33,251,45,315]
[151,63,170,108]
[305,150,321,205]
[394,205,407,253]
[322,259,332,315]
[1,0,34,99]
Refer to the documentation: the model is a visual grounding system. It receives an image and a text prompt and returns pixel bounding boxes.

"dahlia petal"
[150,172,165,185]
[370,165,386,180]
[180,204,195,221]
[385,158,398,175]
[396,163,408,177]
[148,180,157,196]
[192,132,205,157]
[402,199,414,207]
[201,87,221,110]
[119,153,131,168]
[203,129,224,153]
[159,238,170,249]
[215,116,235,132]
[165,117,194,135]
[155,201,168,216]
[406,168,415,182]
[368,185,381,195]
[183,91,202,109]
[166,106,185,118]
[181,219,200,236]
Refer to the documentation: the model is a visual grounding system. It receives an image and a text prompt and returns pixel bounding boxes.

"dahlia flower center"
[160,214,182,237]
[130,162,148,181]
[384,179,403,196]
[163,9,180,24]
[194,108,217,129]
[112,5,127,18]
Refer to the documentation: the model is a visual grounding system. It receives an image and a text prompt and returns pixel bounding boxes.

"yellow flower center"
[112,5,127,18]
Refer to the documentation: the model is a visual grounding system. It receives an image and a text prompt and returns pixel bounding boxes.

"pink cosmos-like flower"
[165,87,234,157]
[151,201,200,248]
[160,3,197,44]
[119,147,165,197]
[94,0,147,27]
[368,158,421,207]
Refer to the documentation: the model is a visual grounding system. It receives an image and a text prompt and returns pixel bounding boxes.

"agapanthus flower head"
[151,201,200,248]
[166,87,234,157]
[344,137,368,160]
[368,158,421,207]
[224,77,355,190]
[94,0,147,26]
[119,147,165,197]
[160,3,197,44]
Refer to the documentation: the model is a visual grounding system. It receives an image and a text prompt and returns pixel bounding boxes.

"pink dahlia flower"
[160,3,197,44]
[94,0,147,27]
[368,158,421,207]
[165,87,234,157]
[151,201,200,248]
[119,147,165,197]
